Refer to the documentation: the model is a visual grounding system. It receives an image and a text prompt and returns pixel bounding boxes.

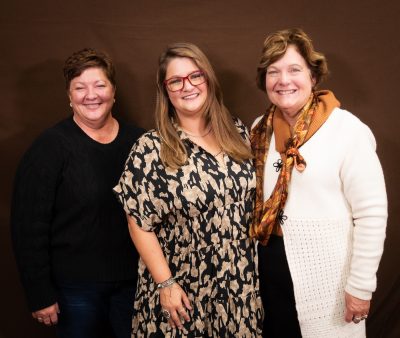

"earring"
[113,99,116,103]
[69,102,72,107]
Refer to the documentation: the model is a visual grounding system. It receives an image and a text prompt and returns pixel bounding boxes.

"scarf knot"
[286,147,306,172]
[250,90,340,245]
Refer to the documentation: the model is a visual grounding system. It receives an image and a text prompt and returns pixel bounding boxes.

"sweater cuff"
[344,284,372,301]
[23,278,58,312]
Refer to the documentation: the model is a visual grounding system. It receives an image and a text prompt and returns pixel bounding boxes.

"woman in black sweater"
[11,48,144,338]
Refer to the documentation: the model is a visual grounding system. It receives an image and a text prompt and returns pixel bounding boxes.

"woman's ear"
[67,92,72,106]
[311,75,317,88]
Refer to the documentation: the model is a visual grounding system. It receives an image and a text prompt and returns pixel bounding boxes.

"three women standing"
[12,31,387,338]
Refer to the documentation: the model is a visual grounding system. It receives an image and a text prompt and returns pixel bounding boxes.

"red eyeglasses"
[164,70,206,92]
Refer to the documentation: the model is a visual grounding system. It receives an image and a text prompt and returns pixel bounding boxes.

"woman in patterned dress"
[114,42,263,337]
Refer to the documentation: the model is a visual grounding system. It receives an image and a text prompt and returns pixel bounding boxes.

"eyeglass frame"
[163,70,206,92]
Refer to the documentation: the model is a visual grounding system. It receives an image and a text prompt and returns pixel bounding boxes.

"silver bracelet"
[157,276,176,289]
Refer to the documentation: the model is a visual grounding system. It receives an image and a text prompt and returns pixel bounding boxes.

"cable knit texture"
[11,117,144,311]
[259,107,387,337]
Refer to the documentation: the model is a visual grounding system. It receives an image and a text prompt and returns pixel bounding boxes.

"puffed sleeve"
[114,132,171,232]
[232,116,251,144]
[340,117,388,300]
[11,130,63,311]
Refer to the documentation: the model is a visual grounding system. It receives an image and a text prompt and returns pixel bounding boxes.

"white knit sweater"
[256,107,388,337]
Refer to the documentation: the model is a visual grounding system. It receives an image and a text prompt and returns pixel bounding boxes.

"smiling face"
[265,45,315,125]
[165,57,208,120]
[68,67,115,127]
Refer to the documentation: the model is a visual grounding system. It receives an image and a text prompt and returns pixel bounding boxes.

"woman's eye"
[267,70,278,76]
[169,79,182,85]
[190,72,202,79]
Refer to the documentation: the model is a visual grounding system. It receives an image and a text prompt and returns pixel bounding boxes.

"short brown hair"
[63,48,116,90]
[256,28,328,91]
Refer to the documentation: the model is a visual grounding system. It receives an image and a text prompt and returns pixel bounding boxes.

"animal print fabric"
[114,118,263,337]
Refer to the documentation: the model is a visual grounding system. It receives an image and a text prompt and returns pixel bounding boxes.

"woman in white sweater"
[251,28,387,338]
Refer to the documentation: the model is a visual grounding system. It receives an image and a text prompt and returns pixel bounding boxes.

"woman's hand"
[32,303,60,326]
[127,217,192,328]
[159,283,192,329]
[344,292,370,324]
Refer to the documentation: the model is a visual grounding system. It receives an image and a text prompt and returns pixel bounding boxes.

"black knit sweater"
[11,116,144,311]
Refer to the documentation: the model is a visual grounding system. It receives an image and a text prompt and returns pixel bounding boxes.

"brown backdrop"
[1,1,399,337]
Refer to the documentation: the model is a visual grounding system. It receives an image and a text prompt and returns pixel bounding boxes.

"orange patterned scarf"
[250,90,340,245]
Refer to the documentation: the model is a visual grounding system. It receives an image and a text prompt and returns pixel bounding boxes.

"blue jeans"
[55,280,136,338]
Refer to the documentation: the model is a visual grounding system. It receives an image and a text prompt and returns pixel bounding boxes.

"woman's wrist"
[156,276,176,289]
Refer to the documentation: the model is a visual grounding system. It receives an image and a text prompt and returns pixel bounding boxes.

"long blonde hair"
[155,42,252,169]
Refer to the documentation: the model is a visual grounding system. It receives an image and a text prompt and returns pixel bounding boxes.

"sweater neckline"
[69,116,122,147]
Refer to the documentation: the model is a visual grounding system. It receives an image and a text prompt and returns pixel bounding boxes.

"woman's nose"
[278,71,290,84]
[182,78,195,91]
[86,86,98,98]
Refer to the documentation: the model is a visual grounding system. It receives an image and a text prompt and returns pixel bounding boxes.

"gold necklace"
[214,148,223,157]
[182,126,212,138]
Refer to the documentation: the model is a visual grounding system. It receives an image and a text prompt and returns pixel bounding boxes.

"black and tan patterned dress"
[114,118,263,337]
